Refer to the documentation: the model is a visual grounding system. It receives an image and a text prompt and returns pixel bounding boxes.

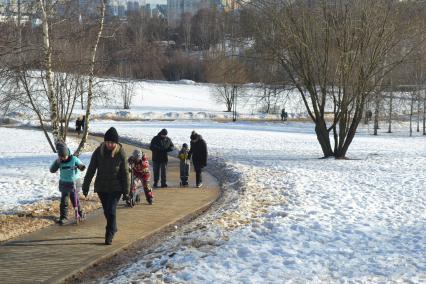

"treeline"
[0,2,259,82]
[1,0,425,158]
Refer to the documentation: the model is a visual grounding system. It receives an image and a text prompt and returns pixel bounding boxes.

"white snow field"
[78,80,307,120]
[86,120,426,284]
[0,127,91,213]
[1,78,425,282]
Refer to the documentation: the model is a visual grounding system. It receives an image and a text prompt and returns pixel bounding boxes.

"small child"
[50,141,86,225]
[128,149,153,204]
[178,143,190,187]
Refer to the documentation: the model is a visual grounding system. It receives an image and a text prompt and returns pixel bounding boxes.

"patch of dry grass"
[0,194,101,243]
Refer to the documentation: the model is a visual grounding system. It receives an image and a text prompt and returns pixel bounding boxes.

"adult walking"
[75,117,82,136]
[188,131,208,188]
[150,128,174,188]
[82,127,129,245]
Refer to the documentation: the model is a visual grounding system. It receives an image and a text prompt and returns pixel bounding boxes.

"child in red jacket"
[128,149,153,205]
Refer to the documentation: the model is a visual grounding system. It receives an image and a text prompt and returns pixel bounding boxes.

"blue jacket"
[50,149,85,192]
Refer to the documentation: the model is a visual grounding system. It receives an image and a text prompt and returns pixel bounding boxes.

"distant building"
[126,1,140,13]
[118,4,126,17]
[0,0,34,23]
[144,3,151,18]
[167,0,226,28]
[156,4,167,18]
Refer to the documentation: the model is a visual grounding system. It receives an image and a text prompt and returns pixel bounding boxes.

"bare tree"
[253,0,417,158]
[206,55,248,117]
[120,81,136,110]
[38,0,61,144]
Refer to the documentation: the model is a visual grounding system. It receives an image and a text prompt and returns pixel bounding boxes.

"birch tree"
[75,0,107,156]
[38,0,60,144]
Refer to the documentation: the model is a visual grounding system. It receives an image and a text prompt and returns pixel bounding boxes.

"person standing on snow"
[82,127,129,245]
[149,128,174,188]
[188,131,208,188]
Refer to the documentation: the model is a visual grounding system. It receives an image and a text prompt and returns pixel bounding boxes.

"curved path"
[0,135,220,284]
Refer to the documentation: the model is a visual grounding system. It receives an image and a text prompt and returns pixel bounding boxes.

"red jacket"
[128,157,150,181]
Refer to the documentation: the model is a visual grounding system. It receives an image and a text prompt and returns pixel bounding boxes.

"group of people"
[149,128,208,188]
[50,126,208,245]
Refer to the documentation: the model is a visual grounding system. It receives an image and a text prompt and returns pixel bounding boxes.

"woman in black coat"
[82,127,129,245]
[188,131,208,188]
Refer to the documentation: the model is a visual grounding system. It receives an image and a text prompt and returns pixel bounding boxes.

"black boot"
[105,232,113,245]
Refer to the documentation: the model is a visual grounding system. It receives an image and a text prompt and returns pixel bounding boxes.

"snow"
[0,127,91,213]
[86,120,426,283]
[3,79,305,121]
[1,79,425,283]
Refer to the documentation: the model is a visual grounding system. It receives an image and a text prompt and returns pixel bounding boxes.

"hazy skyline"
[116,0,167,6]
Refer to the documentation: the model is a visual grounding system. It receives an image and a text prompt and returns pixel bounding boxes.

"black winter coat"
[82,143,130,195]
[189,136,208,167]
[150,135,174,162]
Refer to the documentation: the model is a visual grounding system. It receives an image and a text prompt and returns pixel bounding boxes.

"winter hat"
[104,127,119,143]
[182,143,188,148]
[132,149,142,160]
[56,141,68,157]
[159,128,168,136]
[190,131,198,140]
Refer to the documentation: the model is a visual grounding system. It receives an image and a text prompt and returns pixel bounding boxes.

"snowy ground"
[1,75,425,282]
[83,120,426,284]
[0,127,91,213]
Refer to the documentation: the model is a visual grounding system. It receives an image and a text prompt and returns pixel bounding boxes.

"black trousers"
[153,161,168,185]
[193,163,203,185]
[97,191,122,237]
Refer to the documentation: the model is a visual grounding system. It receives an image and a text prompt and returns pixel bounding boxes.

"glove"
[122,193,128,201]
[82,187,89,197]
[78,165,86,171]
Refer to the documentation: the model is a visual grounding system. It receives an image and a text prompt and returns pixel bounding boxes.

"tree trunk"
[80,79,84,110]
[314,120,333,158]
[423,90,426,135]
[409,92,414,137]
[39,0,61,145]
[75,0,106,156]
[232,85,237,122]
[373,93,380,135]
[417,95,420,132]
[387,89,393,133]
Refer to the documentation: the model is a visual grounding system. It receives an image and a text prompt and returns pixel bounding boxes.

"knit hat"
[132,149,142,160]
[190,131,198,140]
[56,141,68,157]
[182,143,188,148]
[141,152,147,160]
[159,128,168,136]
[104,127,119,143]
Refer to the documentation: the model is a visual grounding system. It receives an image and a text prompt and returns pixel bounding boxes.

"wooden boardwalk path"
[0,135,220,283]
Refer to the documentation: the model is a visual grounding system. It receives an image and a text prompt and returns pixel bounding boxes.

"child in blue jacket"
[50,142,86,225]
